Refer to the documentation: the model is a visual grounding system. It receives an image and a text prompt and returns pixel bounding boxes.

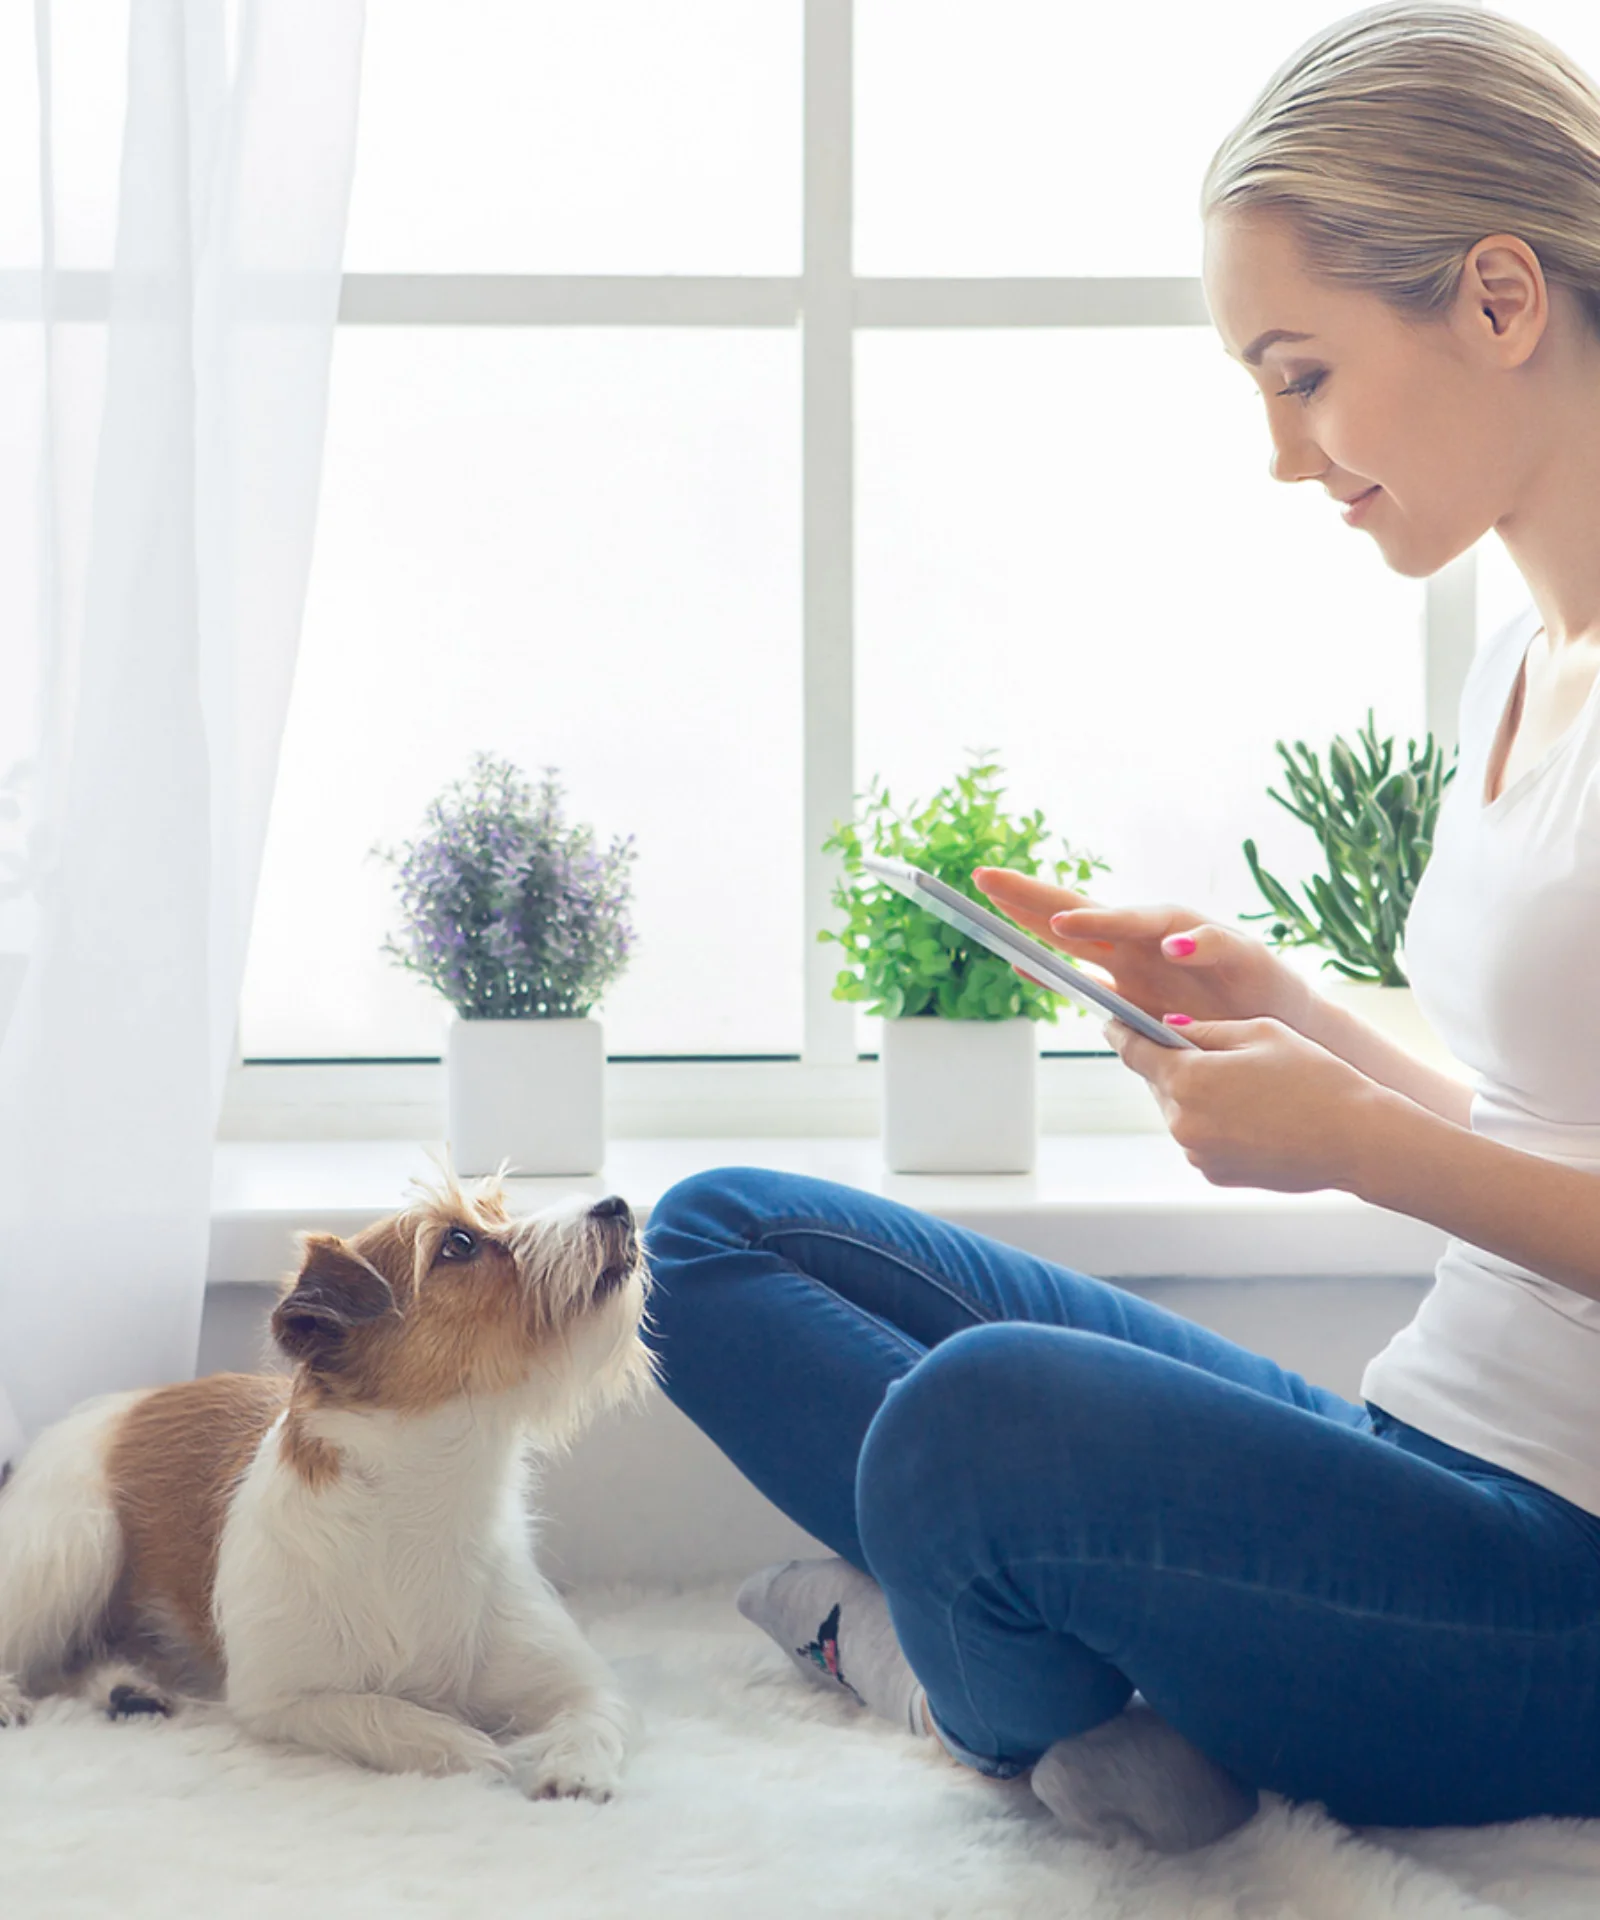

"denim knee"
[856,1321,1142,1581]
[645,1165,770,1253]
[857,1323,1032,1572]
[641,1166,771,1309]
[637,1166,785,1397]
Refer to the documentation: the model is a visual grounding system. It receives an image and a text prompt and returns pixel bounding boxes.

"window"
[241,325,803,1060]
[236,0,1545,1130]
[343,0,800,275]
[854,325,1426,1057]
[855,0,1351,276]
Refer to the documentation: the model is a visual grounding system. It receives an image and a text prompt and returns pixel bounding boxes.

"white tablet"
[857,857,1200,1051]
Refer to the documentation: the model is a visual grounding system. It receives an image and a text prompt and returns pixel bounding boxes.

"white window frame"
[220,0,1481,1142]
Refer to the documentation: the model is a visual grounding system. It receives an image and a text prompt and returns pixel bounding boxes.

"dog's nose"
[589,1194,631,1223]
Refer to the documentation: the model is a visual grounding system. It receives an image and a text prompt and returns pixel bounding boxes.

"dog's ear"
[272,1236,397,1369]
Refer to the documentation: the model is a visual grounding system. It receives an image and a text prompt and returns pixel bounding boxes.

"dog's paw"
[92,1661,174,1721]
[106,1682,175,1721]
[81,1662,176,1721]
[0,1673,33,1728]
[504,1716,626,1803]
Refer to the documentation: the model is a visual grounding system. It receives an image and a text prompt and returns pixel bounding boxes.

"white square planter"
[446,1014,605,1177]
[879,1016,1038,1174]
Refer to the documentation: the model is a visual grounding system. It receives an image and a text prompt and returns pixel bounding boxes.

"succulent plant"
[1240,710,1457,986]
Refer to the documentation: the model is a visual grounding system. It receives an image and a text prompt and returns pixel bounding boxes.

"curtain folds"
[0,0,365,1455]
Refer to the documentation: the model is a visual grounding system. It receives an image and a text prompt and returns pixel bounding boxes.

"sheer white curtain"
[0,0,365,1457]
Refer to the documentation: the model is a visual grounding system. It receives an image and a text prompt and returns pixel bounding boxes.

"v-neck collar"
[1480,610,1600,812]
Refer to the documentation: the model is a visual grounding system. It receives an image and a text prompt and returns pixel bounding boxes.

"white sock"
[1030,1699,1259,1854]
[736,1556,929,1737]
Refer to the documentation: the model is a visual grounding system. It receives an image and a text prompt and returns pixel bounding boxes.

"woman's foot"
[738,1556,1258,1853]
[1029,1700,1259,1854]
[736,1557,930,1736]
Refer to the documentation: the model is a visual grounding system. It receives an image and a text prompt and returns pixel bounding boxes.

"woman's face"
[1201,212,1536,579]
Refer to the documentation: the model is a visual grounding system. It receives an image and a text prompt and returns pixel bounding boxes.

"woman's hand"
[971,867,1318,1032]
[970,867,1378,1190]
[1103,1014,1382,1194]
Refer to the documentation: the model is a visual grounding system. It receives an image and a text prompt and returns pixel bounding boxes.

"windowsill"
[209,1134,1447,1286]
[219,1053,1161,1143]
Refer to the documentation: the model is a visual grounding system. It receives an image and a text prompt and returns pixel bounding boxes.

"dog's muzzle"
[589,1195,638,1298]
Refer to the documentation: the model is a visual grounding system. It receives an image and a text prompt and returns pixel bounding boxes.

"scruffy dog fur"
[0,1173,656,1800]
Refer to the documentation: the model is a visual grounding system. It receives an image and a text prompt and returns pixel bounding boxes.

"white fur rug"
[2,1579,1598,1920]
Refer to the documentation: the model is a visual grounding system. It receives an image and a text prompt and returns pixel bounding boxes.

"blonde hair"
[1201,2,1600,339]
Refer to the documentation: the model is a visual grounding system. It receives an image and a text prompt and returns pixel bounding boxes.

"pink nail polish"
[1164,1013,1192,1026]
[1163,935,1196,956]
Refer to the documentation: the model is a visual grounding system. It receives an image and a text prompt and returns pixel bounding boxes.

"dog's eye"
[438,1227,478,1262]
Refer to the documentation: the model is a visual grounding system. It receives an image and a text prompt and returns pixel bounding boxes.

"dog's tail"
[0,1390,137,1694]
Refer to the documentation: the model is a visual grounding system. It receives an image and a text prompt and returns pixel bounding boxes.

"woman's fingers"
[975,872,1285,1025]
[975,870,1217,987]
[1050,905,1209,950]
[973,866,1095,912]
[1055,909,1229,984]
[1049,906,1162,940]
[972,867,1106,945]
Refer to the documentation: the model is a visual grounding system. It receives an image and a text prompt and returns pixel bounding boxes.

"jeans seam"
[791,1266,926,1365]
[747,1218,1000,1334]
[939,1577,1020,1769]
[931,1573,1114,1774]
[922,1548,1600,1775]
[983,1550,1600,1640]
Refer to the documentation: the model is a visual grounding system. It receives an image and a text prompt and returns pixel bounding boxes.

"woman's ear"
[272,1235,398,1369]
[1459,233,1547,370]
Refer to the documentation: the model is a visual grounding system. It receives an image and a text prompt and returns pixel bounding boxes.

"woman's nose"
[1268,436,1326,486]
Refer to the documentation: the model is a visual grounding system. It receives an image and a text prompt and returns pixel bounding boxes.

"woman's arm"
[976,869,1476,1130]
[1104,1007,1599,1296]
[1343,1085,1600,1304]
[1293,993,1475,1129]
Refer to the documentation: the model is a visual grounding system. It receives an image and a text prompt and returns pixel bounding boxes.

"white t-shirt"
[1360,604,1600,1514]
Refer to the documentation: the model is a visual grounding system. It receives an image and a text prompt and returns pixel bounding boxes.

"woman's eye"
[1277,371,1325,404]
[439,1228,477,1261]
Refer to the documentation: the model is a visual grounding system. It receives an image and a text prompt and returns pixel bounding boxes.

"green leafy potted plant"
[1240,709,1466,1076]
[820,754,1109,1173]
[375,752,637,1175]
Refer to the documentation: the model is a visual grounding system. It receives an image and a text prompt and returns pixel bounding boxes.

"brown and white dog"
[0,1173,655,1801]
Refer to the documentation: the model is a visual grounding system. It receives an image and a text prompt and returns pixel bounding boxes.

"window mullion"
[1425,548,1476,763]
[802,0,857,1066]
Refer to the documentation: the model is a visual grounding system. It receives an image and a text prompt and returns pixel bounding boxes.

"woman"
[642,3,1600,1848]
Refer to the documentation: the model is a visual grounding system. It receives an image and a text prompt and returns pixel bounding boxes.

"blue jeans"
[641,1166,1600,1829]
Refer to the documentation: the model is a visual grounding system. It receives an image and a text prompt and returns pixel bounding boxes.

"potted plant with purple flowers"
[376,752,637,1175]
